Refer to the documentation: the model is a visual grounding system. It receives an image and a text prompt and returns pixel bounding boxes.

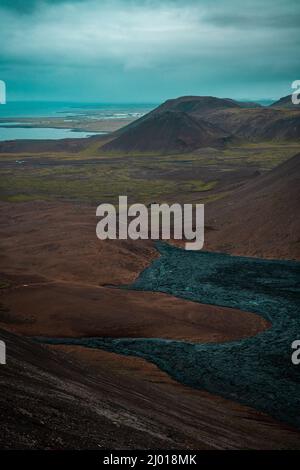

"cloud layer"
[0,0,299,101]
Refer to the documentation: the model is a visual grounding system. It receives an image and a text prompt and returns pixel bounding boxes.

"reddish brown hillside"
[206,153,300,260]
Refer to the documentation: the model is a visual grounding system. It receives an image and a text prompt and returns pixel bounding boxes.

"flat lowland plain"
[1,141,300,449]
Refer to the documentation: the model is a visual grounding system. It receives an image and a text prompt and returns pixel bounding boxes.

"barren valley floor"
[0,142,300,448]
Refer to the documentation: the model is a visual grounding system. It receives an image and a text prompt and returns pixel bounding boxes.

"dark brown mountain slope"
[270,94,300,109]
[101,95,300,154]
[0,327,175,449]
[2,325,300,450]
[206,153,300,260]
[202,107,300,141]
[102,110,230,153]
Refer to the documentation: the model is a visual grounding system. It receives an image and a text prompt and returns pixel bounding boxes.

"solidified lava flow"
[36,242,300,429]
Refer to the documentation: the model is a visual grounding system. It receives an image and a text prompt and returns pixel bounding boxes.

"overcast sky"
[0,0,299,102]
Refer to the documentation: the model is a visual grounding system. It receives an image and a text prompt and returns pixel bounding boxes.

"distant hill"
[206,153,300,260]
[153,96,260,115]
[102,109,231,153]
[203,107,300,141]
[101,95,300,154]
[270,95,300,108]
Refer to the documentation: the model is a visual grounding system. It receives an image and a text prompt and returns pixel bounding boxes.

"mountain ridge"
[101,95,300,154]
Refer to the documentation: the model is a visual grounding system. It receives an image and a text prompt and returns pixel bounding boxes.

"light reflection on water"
[0,126,106,141]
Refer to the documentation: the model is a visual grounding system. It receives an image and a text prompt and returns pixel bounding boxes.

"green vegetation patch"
[0,159,218,205]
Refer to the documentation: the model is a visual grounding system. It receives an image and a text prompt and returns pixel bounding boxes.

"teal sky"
[0,0,299,102]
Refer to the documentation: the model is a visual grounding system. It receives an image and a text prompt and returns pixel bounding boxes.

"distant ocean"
[0,101,157,141]
[0,101,157,119]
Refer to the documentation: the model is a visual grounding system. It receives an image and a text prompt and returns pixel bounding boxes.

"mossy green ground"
[0,163,216,204]
[1,142,299,204]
